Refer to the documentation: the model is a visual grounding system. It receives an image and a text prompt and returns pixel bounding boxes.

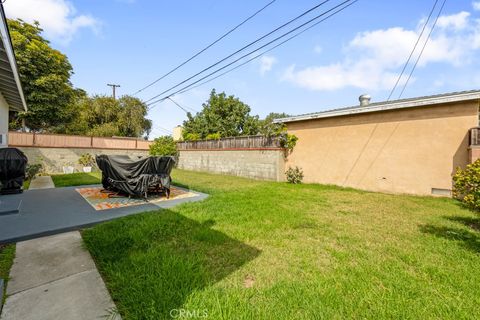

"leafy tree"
[258,112,290,137]
[178,90,298,152]
[65,95,152,138]
[117,95,152,137]
[182,89,259,139]
[8,19,76,131]
[50,88,88,133]
[149,136,177,156]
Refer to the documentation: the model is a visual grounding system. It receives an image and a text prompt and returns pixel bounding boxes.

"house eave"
[0,4,27,112]
[274,90,480,124]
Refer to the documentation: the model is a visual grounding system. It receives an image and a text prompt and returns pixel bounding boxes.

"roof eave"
[274,91,480,124]
[0,4,27,112]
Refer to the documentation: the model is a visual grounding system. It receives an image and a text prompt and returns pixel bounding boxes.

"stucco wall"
[0,93,9,148]
[285,101,479,196]
[469,146,480,163]
[178,149,285,181]
[18,147,149,173]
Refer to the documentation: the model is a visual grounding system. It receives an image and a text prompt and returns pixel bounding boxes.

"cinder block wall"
[18,147,149,173]
[178,149,286,181]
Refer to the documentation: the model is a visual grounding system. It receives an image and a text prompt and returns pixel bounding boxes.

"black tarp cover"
[0,148,28,193]
[96,155,175,197]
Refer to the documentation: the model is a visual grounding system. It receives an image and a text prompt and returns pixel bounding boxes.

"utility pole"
[107,83,121,100]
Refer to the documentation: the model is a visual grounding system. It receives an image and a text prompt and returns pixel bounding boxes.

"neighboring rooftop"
[274,90,480,124]
[0,4,27,111]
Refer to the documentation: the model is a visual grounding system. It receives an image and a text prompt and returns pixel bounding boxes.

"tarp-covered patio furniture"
[96,155,175,200]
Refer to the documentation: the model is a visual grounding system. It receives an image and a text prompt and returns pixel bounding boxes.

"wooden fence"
[8,131,152,150]
[176,135,282,150]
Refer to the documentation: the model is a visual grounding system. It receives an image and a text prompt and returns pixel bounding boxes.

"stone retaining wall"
[18,147,149,173]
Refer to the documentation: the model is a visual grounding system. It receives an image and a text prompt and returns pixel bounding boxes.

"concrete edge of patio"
[0,231,121,320]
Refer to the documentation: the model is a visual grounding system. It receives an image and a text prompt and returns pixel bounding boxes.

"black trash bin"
[0,148,28,194]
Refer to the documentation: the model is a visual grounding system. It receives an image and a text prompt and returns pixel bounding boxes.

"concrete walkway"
[28,176,54,190]
[1,231,120,320]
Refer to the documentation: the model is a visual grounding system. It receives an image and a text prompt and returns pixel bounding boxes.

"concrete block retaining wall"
[177,149,286,181]
[18,147,149,173]
[17,146,286,180]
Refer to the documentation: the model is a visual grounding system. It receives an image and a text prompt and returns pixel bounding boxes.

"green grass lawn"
[51,171,101,187]
[82,169,480,319]
[0,244,15,307]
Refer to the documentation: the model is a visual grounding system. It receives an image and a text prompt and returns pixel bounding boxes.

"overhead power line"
[166,97,198,113]
[147,96,197,114]
[147,0,355,107]
[132,0,277,96]
[387,0,439,101]
[398,0,447,99]
[152,128,171,135]
[144,0,333,104]
[152,125,173,135]
[175,0,359,96]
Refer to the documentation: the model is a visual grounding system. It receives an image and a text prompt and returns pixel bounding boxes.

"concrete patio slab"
[1,232,120,320]
[0,198,21,216]
[28,176,54,190]
[0,184,207,244]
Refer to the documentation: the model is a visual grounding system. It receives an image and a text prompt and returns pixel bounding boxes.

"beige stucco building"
[276,90,480,196]
[172,125,184,141]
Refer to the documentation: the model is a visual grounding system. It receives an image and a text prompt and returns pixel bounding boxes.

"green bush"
[26,163,43,180]
[453,159,480,211]
[279,132,298,153]
[205,132,221,140]
[184,133,201,141]
[149,136,177,156]
[285,166,304,184]
[78,153,95,166]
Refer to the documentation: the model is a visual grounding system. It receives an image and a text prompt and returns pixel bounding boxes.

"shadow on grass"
[420,216,480,254]
[445,216,480,232]
[82,210,260,319]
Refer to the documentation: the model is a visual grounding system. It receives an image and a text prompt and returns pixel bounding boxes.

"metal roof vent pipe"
[359,94,371,107]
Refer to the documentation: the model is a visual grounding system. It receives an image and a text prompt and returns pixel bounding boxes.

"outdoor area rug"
[75,186,198,211]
